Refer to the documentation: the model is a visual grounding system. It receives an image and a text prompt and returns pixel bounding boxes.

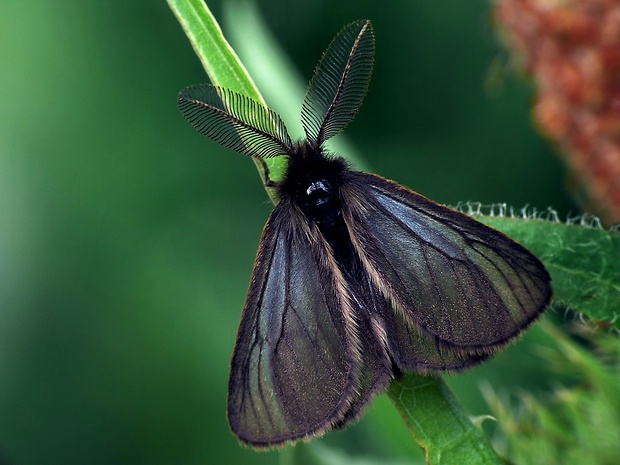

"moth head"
[278,143,348,227]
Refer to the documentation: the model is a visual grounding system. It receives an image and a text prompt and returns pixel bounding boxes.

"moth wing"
[376,288,489,372]
[227,201,359,447]
[334,277,483,426]
[333,279,393,424]
[341,172,551,353]
[359,275,487,378]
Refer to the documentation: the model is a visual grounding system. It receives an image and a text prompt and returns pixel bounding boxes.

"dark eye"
[306,180,332,205]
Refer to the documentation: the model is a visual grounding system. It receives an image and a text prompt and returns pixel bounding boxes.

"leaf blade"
[387,374,504,465]
[474,213,620,330]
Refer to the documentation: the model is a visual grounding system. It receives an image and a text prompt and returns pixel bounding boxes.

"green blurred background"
[0,1,574,464]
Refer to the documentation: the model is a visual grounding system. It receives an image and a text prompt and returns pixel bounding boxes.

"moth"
[177,20,551,448]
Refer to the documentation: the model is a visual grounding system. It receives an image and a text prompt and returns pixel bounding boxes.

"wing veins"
[254,347,277,430]
[466,243,538,319]
[276,239,334,369]
[350,179,550,348]
[277,301,335,374]
[368,193,539,319]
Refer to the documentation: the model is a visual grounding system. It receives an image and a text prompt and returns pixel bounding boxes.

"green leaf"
[483,321,620,465]
[472,210,620,330]
[387,374,503,465]
[281,442,417,465]
[166,0,287,202]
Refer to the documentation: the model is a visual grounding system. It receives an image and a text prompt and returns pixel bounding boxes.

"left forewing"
[227,201,361,447]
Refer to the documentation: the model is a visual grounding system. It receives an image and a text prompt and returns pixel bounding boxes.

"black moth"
[177,20,551,448]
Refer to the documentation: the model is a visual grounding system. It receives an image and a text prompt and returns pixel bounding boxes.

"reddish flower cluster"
[495,0,620,225]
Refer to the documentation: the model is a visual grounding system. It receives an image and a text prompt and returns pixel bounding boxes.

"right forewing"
[341,172,551,354]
